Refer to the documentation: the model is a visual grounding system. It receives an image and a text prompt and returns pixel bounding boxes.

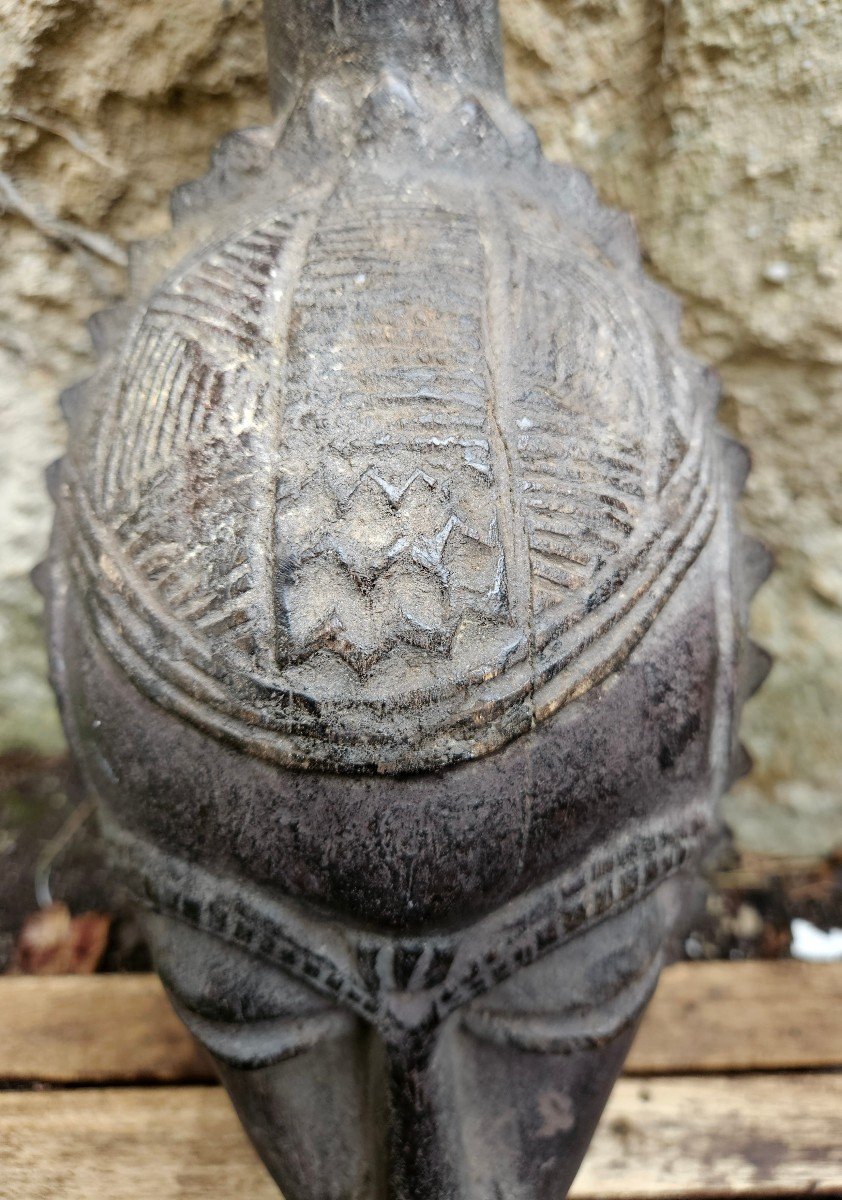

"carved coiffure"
[42,1,770,1196]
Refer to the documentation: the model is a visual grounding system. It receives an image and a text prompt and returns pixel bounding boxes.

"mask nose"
[370,1023,467,1200]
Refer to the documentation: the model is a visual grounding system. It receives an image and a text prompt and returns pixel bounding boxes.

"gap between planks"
[1,1074,841,1199]
[0,960,840,1085]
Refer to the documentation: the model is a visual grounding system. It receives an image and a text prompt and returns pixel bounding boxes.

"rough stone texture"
[1,0,840,854]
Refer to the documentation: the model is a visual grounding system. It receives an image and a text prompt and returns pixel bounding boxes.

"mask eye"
[462,886,670,1053]
[146,912,357,1069]
[165,988,357,1070]
[461,950,661,1052]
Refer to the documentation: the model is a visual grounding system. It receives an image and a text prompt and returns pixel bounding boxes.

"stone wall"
[1,0,839,855]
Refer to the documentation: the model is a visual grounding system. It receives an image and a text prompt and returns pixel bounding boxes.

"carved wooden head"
[42,1,769,1195]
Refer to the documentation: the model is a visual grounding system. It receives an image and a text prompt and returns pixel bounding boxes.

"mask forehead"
[57,519,730,934]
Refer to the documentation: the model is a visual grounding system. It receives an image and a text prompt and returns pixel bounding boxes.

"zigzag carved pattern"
[275,464,508,675]
[271,194,515,678]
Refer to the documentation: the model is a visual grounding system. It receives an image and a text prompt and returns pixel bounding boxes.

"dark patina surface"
[42,1,769,1196]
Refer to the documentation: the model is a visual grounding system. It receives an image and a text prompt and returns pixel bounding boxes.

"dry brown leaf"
[11,903,110,975]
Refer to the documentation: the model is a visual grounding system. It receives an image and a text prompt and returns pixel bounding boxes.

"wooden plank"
[1,1075,840,1199]
[625,960,842,1075]
[1,962,840,1085]
[0,1086,276,1200]
[572,1074,842,1198]
[0,974,212,1084]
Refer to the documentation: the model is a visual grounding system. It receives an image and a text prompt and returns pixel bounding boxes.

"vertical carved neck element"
[263,0,505,111]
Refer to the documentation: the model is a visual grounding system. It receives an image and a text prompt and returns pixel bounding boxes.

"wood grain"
[0,973,212,1084]
[2,965,839,1198]
[1,962,839,1085]
[2,1075,840,1199]
[573,1073,842,1198]
[625,960,842,1074]
[0,1086,277,1200]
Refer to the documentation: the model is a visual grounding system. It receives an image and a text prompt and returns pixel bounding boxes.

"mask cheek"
[452,1018,640,1200]
[215,1027,384,1200]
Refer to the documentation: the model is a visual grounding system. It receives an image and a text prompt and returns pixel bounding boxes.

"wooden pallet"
[1,961,840,1198]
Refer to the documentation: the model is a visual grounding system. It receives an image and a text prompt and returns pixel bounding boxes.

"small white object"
[763,260,791,284]
[790,917,842,962]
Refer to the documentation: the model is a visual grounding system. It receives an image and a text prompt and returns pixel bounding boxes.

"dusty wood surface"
[573,1073,842,1197]
[1,963,840,1197]
[625,960,842,1074]
[0,973,211,1083]
[0,1086,276,1200]
[1,1075,840,1200]
[1,961,840,1084]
